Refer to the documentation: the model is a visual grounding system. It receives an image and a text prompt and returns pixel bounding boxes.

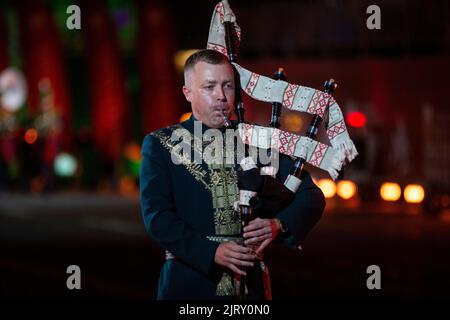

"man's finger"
[244,227,271,239]
[244,235,264,245]
[233,244,254,255]
[229,257,254,268]
[228,263,247,276]
[256,239,272,254]
[244,220,269,232]
[226,242,252,254]
[228,250,255,261]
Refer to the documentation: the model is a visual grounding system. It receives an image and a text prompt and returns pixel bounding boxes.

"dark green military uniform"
[139,115,325,299]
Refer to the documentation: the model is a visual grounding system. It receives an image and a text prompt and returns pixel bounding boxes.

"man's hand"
[243,218,281,254]
[214,241,256,276]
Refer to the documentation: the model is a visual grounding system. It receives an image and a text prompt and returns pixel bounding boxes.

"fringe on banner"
[332,135,359,164]
[328,148,347,180]
[327,138,358,180]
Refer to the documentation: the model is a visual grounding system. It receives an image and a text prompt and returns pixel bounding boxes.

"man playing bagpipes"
[139,0,357,300]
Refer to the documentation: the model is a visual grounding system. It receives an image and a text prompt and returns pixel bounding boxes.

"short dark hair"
[184,49,230,81]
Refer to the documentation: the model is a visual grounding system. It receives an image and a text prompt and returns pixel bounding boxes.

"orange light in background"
[179,112,192,123]
[24,128,38,144]
[346,111,367,128]
[317,179,336,198]
[337,180,357,199]
[380,182,401,201]
[404,184,425,203]
[282,111,303,132]
[174,49,200,74]
[119,175,138,196]
[124,143,142,163]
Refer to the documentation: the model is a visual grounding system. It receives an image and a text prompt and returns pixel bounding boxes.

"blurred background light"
[404,184,425,204]
[24,128,38,144]
[174,49,200,74]
[119,175,138,196]
[282,111,303,132]
[346,111,367,128]
[336,180,357,199]
[317,179,337,198]
[380,182,401,201]
[124,143,141,163]
[54,152,77,177]
[0,67,27,112]
[179,112,192,123]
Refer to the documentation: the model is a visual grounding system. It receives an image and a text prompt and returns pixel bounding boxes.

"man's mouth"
[213,109,229,116]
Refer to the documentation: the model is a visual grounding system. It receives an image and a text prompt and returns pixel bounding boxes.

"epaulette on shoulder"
[150,123,184,139]
[150,123,183,140]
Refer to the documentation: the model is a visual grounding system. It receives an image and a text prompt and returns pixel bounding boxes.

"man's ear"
[182,85,191,102]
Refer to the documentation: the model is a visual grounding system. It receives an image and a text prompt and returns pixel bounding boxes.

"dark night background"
[0,0,449,300]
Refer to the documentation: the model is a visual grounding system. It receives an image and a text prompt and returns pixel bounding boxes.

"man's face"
[183,61,235,129]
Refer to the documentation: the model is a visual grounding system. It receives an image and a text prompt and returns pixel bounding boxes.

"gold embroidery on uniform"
[209,161,240,296]
[151,128,210,190]
[216,273,234,296]
[152,125,243,296]
[209,162,240,236]
[210,171,221,186]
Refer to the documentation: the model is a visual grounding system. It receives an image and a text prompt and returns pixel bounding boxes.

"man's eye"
[205,85,214,90]
[225,84,235,89]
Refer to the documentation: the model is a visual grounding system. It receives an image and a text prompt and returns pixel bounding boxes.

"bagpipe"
[206,0,358,299]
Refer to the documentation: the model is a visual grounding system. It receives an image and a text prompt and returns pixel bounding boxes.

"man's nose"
[215,87,226,101]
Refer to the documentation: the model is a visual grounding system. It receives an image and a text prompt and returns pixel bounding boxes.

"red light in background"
[346,111,367,128]
[24,128,38,144]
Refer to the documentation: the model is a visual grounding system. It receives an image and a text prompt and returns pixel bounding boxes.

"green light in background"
[54,152,77,177]
[128,159,141,178]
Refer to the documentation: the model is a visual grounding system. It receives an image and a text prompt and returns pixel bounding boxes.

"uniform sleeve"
[139,134,219,275]
[275,155,326,249]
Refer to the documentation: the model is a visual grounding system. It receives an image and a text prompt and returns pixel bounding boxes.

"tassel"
[327,149,346,180]
[338,139,358,162]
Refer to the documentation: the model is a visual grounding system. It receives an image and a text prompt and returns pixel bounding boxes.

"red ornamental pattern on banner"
[278,131,300,155]
[309,142,328,167]
[207,43,228,56]
[282,83,299,109]
[216,2,225,21]
[245,73,260,96]
[307,91,331,118]
[239,123,354,178]
[327,120,347,140]
[242,123,253,145]
[271,129,280,149]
